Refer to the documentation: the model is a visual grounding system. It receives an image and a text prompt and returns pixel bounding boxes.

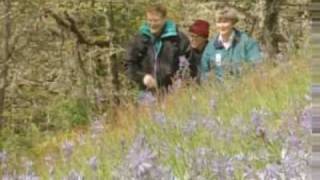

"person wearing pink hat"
[188,19,210,83]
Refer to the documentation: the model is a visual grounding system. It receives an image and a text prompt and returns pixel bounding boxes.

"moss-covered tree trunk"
[108,1,120,105]
[0,0,11,127]
[261,0,282,59]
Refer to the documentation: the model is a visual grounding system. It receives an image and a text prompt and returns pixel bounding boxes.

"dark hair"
[146,4,167,17]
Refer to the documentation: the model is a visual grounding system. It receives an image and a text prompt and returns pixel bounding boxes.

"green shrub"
[46,97,91,130]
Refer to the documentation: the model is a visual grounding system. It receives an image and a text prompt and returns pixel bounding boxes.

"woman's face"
[189,32,207,50]
[146,12,166,36]
[216,18,234,38]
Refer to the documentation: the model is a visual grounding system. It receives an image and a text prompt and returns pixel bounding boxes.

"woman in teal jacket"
[201,7,262,81]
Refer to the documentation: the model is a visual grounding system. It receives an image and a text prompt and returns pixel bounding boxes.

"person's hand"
[143,74,157,89]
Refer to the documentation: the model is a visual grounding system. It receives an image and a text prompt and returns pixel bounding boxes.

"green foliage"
[46,97,91,130]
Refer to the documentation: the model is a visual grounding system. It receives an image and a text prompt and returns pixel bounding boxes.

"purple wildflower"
[250,109,270,139]
[146,165,176,180]
[300,106,312,131]
[138,91,156,106]
[201,117,218,131]
[209,97,217,111]
[90,119,105,137]
[257,149,269,161]
[0,150,7,163]
[23,159,34,175]
[44,155,55,176]
[233,153,246,162]
[263,164,281,179]
[152,112,167,125]
[130,134,147,152]
[61,140,74,160]
[114,133,176,180]
[127,147,156,177]
[125,134,157,178]
[88,156,98,171]
[0,150,7,171]
[182,119,198,136]
[64,170,84,180]
[175,146,184,158]
[13,158,40,180]
[76,133,86,146]
[287,134,301,150]
[17,174,40,180]
[1,175,13,180]
[192,147,212,173]
[282,154,301,178]
[251,109,264,127]
[231,116,251,136]
[225,160,235,177]
[211,157,234,179]
[243,166,258,180]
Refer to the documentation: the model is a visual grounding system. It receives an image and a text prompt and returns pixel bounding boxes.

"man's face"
[146,12,166,35]
[189,32,207,50]
[216,18,234,37]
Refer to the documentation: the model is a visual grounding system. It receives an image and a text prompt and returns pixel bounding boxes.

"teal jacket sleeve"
[245,38,262,63]
[200,42,214,80]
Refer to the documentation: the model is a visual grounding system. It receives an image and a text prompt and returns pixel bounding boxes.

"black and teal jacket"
[125,20,190,89]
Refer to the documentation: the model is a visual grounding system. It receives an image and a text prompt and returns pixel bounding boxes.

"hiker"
[187,19,210,83]
[124,4,190,94]
[200,7,261,82]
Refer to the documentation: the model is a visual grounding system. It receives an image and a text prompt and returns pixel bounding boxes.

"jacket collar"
[213,28,241,49]
[139,20,178,40]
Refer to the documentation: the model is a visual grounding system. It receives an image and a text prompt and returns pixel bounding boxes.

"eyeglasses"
[190,34,200,38]
[189,34,205,41]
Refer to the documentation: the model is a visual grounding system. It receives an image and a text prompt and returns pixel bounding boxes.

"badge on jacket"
[215,53,222,66]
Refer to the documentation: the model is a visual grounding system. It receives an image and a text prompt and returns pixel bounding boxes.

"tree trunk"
[0,0,11,127]
[261,0,282,59]
[108,1,120,105]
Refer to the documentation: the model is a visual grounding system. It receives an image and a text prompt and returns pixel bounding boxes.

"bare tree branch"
[44,8,110,48]
[64,11,89,45]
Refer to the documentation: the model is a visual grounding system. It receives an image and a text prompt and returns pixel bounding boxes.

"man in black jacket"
[125,4,190,91]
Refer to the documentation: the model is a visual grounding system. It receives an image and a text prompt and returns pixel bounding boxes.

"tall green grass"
[1,57,310,179]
